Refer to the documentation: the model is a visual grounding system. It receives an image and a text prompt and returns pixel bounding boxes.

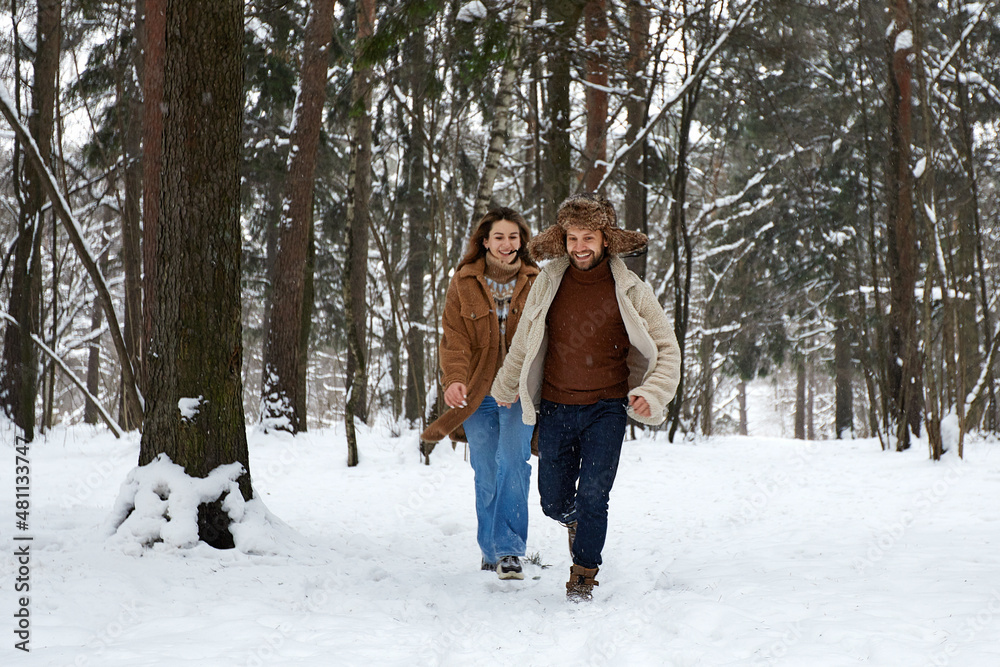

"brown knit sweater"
[542,257,630,404]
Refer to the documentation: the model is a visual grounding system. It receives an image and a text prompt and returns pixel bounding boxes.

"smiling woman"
[420,207,539,580]
[483,220,522,264]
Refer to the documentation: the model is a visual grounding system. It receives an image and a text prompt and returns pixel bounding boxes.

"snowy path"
[3,422,1000,666]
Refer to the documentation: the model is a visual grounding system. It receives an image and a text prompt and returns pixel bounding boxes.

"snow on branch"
[965,319,1000,426]
[0,310,124,438]
[0,80,144,422]
[928,0,997,90]
[596,0,762,192]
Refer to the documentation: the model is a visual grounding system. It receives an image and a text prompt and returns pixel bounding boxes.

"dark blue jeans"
[537,398,628,569]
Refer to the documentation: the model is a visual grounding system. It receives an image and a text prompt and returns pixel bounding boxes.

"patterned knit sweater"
[484,253,520,361]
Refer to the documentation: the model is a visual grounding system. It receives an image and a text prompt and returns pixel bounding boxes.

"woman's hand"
[444,382,468,409]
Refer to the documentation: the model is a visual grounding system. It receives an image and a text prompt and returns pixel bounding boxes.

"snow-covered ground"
[3,417,1000,666]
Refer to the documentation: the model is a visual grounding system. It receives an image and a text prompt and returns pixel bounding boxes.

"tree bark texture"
[295,225,316,432]
[885,0,922,450]
[260,0,335,433]
[121,43,144,430]
[834,319,854,438]
[622,0,649,278]
[542,0,586,222]
[142,0,166,394]
[580,0,608,193]
[139,0,251,545]
[404,28,429,425]
[344,0,376,465]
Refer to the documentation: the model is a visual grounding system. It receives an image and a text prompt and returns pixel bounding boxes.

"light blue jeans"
[462,395,534,563]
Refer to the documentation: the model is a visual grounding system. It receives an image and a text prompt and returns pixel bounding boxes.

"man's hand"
[444,382,468,409]
[629,394,651,419]
[496,394,519,409]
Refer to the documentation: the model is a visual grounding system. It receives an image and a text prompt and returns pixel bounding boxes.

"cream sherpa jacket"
[490,255,681,426]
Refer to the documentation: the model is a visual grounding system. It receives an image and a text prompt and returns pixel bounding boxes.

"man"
[492,193,681,601]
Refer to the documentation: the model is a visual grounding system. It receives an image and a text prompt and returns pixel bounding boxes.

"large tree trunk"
[344,0,376,466]
[579,0,608,193]
[622,0,649,279]
[541,0,586,221]
[139,0,251,548]
[142,0,166,394]
[260,0,335,433]
[885,0,922,451]
[295,225,315,432]
[1,0,61,442]
[403,28,429,426]
[120,11,145,431]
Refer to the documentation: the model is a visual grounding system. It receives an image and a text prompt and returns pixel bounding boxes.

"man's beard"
[568,246,605,271]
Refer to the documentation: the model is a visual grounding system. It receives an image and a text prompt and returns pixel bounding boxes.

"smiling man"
[492,193,681,601]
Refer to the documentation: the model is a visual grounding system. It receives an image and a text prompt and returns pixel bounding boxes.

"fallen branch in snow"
[0,310,124,438]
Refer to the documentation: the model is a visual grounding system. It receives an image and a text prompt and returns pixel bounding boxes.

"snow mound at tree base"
[104,453,294,555]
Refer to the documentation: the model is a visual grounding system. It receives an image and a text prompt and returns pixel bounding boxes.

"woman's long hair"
[455,207,538,271]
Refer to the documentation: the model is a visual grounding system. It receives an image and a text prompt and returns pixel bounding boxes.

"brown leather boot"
[566,564,599,601]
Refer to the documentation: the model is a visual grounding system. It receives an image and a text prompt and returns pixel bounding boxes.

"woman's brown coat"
[420,257,538,444]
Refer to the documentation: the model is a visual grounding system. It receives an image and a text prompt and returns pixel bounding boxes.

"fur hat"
[528,193,648,261]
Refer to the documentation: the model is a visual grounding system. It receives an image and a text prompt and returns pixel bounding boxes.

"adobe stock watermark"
[242,624,291,667]
[395,468,448,521]
[852,459,964,573]
[13,432,32,652]
[61,458,118,510]
[66,600,143,666]
[252,442,306,487]
[732,440,821,527]
[927,589,1000,666]
[419,614,505,664]
[587,588,672,667]
[751,621,803,666]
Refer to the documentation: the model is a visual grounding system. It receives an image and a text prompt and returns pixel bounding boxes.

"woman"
[420,207,539,580]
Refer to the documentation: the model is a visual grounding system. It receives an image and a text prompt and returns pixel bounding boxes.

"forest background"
[1,0,999,481]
